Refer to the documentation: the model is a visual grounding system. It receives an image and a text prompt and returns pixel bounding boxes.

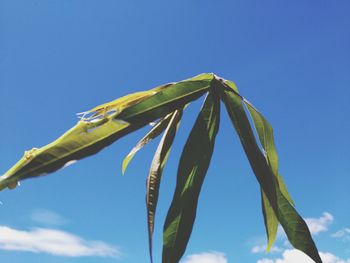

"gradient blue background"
[0,0,349,262]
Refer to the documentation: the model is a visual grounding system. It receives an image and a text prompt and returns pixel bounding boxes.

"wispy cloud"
[257,249,350,263]
[253,212,349,262]
[251,245,282,254]
[31,209,68,226]
[0,226,121,258]
[305,212,333,235]
[331,228,350,242]
[182,251,228,263]
[256,259,274,263]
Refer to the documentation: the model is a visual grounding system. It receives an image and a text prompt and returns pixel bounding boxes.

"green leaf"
[162,90,220,263]
[219,80,322,263]
[0,74,214,191]
[122,113,173,175]
[0,117,130,191]
[117,73,214,122]
[243,98,294,251]
[146,109,183,263]
[79,90,158,119]
[261,189,278,251]
[244,100,294,205]
[220,80,279,251]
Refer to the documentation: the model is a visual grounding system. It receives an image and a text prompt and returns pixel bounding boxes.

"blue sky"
[0,0,349,262]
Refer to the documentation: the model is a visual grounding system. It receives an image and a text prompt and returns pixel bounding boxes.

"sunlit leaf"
[80,90,157,119]
[117,73,214,122]
[261,190,278,251]
[0,74,214,190]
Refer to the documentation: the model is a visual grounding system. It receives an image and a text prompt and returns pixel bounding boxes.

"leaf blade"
[0,74,214,191]
[244,100,294,205]
[219,81,322,263]
[146,109,183,263]
[217,79,280,249]
[162,90,220,263]
[261,189,278,251]
[118,74,214,122]
[243,97,294,251]
[122,113,173,175]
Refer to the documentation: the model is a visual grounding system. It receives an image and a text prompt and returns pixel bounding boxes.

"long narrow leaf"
[146,109,183,263]
[261,189,278,251]
[219,80,280,250]
[243,98,293,250]
[117,74,214,122]
[219,80,322,263]
[245,99,295,251]
[0,74,214,191]
[0,116,130,190]
[122,113,173,175]
[162,90,220,263]
[244,100,294,204]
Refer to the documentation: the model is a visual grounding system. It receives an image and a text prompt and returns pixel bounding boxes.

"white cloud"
[0,226,121,258]
[257,249,350,263]
[250,212,334,256]
[332,228,350,241]
[257,259,274,263]
[31,210,68,226]
[305,212,333,235]
[255,213,350,263]
[251,245,282,254]
[182,251,227,263]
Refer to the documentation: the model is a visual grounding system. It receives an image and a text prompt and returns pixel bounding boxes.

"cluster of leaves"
[0,74,322,263]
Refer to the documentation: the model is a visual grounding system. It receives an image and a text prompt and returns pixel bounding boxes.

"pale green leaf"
[146,109,183,263]
[0,74,214,190]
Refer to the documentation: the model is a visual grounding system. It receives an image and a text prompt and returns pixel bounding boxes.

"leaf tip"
[121,156,131,176]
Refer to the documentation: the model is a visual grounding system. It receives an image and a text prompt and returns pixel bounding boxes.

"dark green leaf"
[218,79,280,250]
[244,98,294,251]
[146,109,183,263]
[162,90,220,263]
[244,100,294,205]
[219,80,322,263]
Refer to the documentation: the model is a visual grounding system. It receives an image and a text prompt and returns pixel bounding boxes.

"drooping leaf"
[219,80,322,263]
[146,109,183,263]
[0,74,214,191]
[0,73,322,263]
[243,98,294,251]
[218,79,279,251]
[162,90,220,263]
[244,100,294,205]
[122,113,173,175]
[261,189,278,251]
